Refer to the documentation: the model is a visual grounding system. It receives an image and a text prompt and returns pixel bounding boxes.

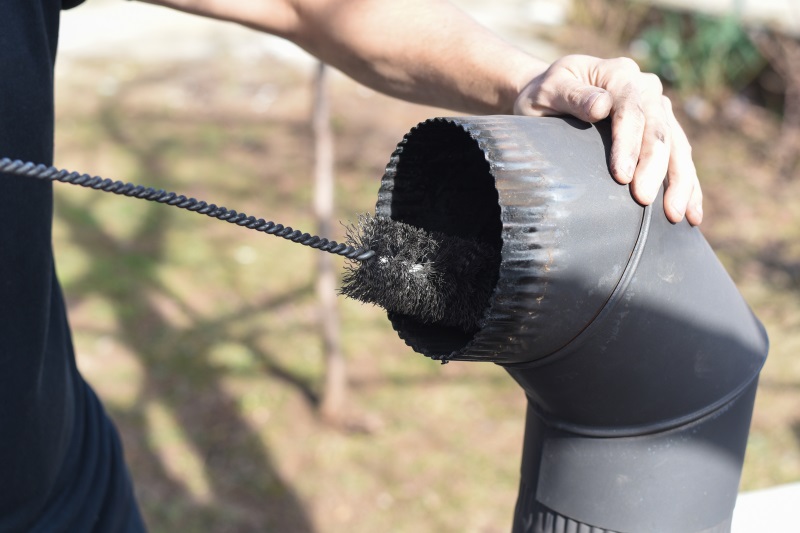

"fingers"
[608,82,645,185]
[514,55,703,224]
[663,97,704,225]
[626,75,671,206]
[607,70,697,222]
[605,68,667,202]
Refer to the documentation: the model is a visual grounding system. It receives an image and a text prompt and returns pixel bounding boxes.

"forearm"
[136,0,548,114]
[136,0,703,223]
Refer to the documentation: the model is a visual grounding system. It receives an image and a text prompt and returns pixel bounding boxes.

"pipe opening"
[378,119,503,358]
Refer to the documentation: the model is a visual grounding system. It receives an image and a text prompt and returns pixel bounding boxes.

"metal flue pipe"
[377,116,768,533]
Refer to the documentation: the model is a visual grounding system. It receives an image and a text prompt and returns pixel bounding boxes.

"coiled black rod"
[0,158,375,261]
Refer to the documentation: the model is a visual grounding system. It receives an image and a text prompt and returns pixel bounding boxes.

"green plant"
[635,11,765,99]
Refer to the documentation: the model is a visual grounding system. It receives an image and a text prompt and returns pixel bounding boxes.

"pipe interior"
[383,120,503,356]
[389,121,502,246]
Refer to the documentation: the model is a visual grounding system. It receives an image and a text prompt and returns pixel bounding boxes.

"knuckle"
[641,72,663,92]
[651,120,671,144]
[670,170,692,190]
[551,54,582,71]
[661,94,673,110]
[567,87,587,109]
[559,53,582,63]
[609,56,641,72]
[616,101,646,124]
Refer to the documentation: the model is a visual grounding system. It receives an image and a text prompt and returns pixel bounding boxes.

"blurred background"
[54,0,799,531]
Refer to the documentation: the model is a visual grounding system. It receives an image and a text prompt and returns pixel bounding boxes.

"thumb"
[517,76,613,123]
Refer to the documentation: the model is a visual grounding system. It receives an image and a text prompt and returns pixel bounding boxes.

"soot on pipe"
[372,116,769,533]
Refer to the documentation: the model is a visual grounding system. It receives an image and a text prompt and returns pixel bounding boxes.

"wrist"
[500,57,549,114]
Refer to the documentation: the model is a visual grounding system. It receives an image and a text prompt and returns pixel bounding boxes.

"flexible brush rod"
[0,158,375,261]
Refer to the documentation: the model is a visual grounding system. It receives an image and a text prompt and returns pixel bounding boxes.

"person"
[0,0,702,531]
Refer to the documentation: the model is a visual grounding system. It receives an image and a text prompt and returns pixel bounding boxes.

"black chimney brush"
[0,158,496,332]
[340,214,498,332]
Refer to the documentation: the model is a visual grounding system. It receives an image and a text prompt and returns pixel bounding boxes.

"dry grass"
[52,51,799,533]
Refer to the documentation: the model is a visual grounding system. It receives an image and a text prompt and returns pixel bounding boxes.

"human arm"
[134,0,702,224]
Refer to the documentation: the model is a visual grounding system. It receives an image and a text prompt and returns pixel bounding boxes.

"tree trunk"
[752,31,800,177]
[312,62,348,425]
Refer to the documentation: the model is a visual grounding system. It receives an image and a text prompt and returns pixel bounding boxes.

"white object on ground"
[732,482,800,532]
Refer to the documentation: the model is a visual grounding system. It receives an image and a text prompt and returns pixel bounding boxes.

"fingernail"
[686,203,703,226]
[638,191,656,206]
[585,91,602,114]
[623,160,636,182]
[693,203,704,222]
[671,200,686,220]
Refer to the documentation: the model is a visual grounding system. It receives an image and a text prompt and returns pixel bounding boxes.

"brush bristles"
[340,214,499,332]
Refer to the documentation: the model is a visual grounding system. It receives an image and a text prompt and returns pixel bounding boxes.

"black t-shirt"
[0,1,145,531]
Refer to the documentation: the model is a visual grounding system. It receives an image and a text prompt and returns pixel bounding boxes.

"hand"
[514,55,703,226]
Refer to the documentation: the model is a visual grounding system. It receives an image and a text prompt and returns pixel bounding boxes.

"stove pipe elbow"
[377,116,768,533]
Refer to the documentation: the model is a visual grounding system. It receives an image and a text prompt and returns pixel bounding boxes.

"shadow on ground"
[57,83,317,532]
